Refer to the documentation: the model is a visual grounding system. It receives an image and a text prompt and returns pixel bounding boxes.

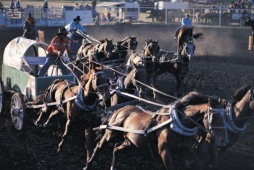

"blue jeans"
[38,53,69,76]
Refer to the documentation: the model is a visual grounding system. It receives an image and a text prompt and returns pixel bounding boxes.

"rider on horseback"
[174,13,192,40]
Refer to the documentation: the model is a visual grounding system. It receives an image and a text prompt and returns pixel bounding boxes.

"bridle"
[205,107,229,146]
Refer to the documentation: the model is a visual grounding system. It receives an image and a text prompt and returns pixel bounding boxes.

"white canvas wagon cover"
[3,37,48,70]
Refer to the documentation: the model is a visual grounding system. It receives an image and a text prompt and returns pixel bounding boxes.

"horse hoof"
[43,123,48,128]
[33,121,41,127]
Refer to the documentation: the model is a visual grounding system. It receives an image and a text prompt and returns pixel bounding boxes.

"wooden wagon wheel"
[0,77,5,115]
[10,92,26,130]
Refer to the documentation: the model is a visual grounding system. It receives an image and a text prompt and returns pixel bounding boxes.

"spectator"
[42,0,48,12]
[92,0,97,10]
[37,27,72,77]
[107,11,111,24]
[79,3,85,10]
[74,3,79,10]
[0,2,4,12]
[15,0,22,11]
[248,0,253,13]
[10,0,15,16]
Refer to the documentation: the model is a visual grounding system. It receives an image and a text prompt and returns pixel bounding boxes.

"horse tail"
[193,33,204,41]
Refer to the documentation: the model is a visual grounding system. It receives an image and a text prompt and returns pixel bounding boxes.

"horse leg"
[57,119,71,152]
[157,141,174,170]
[153,72,160,99]
[174,74,184,97]
[85,127,93,162]
[111,139,132,170]
[43,109,59,127]
[84,131,110,170]
[34,109,45,126]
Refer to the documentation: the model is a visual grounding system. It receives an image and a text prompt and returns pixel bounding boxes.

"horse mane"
[175,91,224,111]
[146,38,154,44]
[175,91,209,109]
[117,36,131,44]
[99,39,105,43]
[232,84,252,101]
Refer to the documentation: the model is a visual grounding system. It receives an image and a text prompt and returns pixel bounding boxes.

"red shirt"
[47,36,72,56]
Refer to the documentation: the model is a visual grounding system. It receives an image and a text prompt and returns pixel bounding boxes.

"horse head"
[203,98,228,147]
[128,36,138,50]
[104,38,114,58]
[131,66,147,98]
[83,69,111,102]
[178,92,228,147]
[231,81,254,125]
[144,39,160,61]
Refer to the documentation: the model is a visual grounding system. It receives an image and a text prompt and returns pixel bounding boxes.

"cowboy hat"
[73,16,81,21]
[185,13,190,17]
[57,27,68,35]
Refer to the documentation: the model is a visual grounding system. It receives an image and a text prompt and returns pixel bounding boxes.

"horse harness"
[97,104,225,137]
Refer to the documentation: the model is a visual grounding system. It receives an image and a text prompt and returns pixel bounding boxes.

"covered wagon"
[0,37,75,130]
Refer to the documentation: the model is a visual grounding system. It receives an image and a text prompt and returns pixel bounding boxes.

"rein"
[96,101,220,136]
[90,60,179,100]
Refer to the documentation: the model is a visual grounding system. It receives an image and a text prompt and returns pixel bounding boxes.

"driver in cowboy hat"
[37,27,73,77]
[174,13,192,40]
[66,16,87,38]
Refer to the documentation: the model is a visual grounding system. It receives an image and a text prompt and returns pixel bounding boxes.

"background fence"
[0,5,253,28]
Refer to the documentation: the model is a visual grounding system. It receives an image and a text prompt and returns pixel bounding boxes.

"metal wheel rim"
[0,78,4,115]
[10,93,25,130]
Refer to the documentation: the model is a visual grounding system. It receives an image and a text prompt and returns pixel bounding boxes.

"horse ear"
[106,38,108,41]
[156,39,158,43]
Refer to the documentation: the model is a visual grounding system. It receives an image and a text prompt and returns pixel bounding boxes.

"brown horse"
[196,82,254,169]
[83,92,228,170]
[109,36,138,60]
[33,68,111,161]
[126,39,160,89]
[76,38,114,63]
[73,38,114,77]
[110,65,147,106]
[153,28,202,97]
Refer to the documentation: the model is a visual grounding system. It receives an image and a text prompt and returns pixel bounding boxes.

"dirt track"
[0,25,254,170]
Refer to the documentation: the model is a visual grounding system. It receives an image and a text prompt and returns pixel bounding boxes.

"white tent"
[3,37,48,70]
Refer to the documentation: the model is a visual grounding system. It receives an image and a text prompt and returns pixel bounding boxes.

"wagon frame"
[0,37,75,130]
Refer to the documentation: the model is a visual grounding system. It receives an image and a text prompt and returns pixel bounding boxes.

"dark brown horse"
[110,65,147,106]
[33,68,111,161]
[77,38,114,62]
[196,82,254,169]
[126,39,160,89]
[109,36,138,60]
[153,28,202,97]
[83,92,228,170]
[73,38,114,77]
